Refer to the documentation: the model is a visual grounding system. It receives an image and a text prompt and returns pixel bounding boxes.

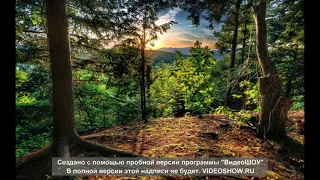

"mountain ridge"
[154,47,223,60]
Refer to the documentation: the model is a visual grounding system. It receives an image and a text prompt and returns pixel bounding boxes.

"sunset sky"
[151,8,222,50]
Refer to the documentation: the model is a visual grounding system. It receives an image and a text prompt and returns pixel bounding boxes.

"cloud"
[153,8,220,50]
[156,8,182,25]
[105,8,220,51]
[99,6,223,51]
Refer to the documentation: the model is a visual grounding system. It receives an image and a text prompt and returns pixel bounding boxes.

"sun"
[146,39,162,50]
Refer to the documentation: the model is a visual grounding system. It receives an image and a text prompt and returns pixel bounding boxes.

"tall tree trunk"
[46,0,78,157]
[146,62,151,99]
[140,12,147,123]
[140,7,148,123]
[253,0,292,138]
[240,16,248,65]
[238,9,249,109]
[139,64,145,122]
[140,48,147,123]
[230,0,241,68]
[226,0,242,108]
[242,29,254,110]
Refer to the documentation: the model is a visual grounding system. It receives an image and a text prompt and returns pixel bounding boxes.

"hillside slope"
[145,50,186,66]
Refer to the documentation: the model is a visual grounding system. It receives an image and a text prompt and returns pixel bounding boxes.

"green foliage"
[16,43,145,157]
[213,0,254,64]
[146,50,187,67]
[115,95,141,125]
[290,95,304,110]
[215,106,234,119]
[214,106,251,124]
[232,94,242,99]
[239,80,260,111]
[16,102,52,158]
[15,0,304,159]
[16,92,36,105]
[16,64,53,157]
[150,41,227,117]
[16,128,51,158]
[16,101,52,158]
[73,69,141,130]
[267,0,304,98]
[236,110,252,123]
[16,68,28,87]
[150,64,182,117]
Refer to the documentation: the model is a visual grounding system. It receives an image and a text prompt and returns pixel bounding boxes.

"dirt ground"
[16,110,304,180]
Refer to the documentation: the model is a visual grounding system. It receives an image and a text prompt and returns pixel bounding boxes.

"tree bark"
[230,0,241,69]
[257,75,282,138]
[226,0,242,108]
[240,15,248,65]
[140,8,148,123]
[46,0,78,156]
[253,0,292,138]
[253,0,275,76]
[140,47,147,123]
[146,62,152,99]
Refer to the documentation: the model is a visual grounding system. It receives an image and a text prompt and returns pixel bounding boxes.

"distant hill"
[146,48,223,67]
[156,47,223,60]
[145,50,187,66]
[157,47,190,55]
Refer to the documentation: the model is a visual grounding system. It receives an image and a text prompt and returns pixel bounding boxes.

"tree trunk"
[240,16,248,65]
[253,0,292,138]
[140,18,147,123]
[253,0,274,76]
[226,0,242,108]
[17,2,143,172]
[140,10,148,123]
[230,0,241,69]
[46,0,78,157]
[140,49,147,123]
[146,62,151,99]
[257,75,282,138]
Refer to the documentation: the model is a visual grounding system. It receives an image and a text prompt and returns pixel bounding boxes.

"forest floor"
[16,110,304,180]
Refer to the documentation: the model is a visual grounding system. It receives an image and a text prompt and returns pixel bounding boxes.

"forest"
[16,0,304,179]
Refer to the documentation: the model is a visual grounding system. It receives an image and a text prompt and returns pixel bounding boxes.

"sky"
[151,8,222,50]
